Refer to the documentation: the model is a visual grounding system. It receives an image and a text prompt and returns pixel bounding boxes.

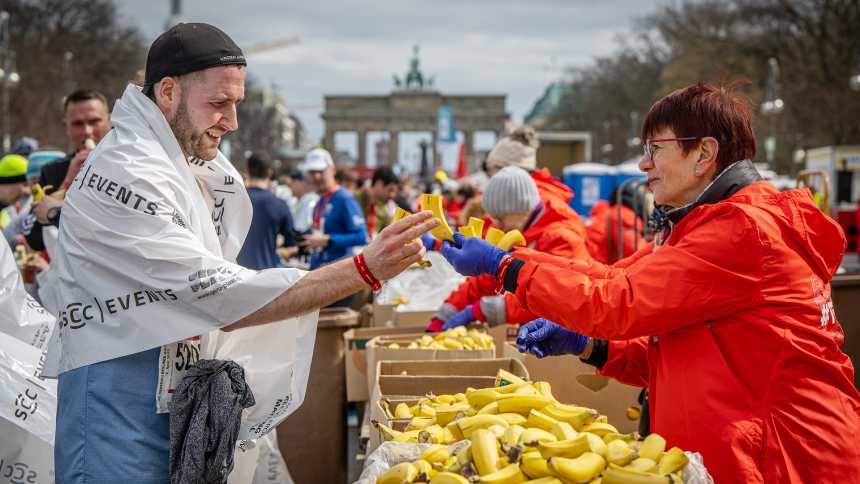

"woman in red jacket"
[438,82,860,483]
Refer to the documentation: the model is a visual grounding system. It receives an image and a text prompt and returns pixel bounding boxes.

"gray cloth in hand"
[169,359,256,484]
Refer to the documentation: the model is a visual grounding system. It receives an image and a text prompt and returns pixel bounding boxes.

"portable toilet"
[563,162,617,216]
[615,159,646,189]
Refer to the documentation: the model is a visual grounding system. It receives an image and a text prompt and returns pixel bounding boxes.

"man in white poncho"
[36,23,437,484]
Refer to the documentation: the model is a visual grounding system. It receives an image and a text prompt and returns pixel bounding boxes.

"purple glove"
[440,233,506,277]
[442,306,475,331]
[421,233,438,251]
[516,318,589,358]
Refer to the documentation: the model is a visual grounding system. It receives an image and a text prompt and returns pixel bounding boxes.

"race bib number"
[155,337,200,414]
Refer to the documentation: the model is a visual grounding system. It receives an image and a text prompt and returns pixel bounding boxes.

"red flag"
[456,141,467,178]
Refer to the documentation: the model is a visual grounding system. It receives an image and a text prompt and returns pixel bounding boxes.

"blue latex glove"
[442,306,475,331]
[516,318,589,358]
[440,232,506,277]
[421,233,437,251]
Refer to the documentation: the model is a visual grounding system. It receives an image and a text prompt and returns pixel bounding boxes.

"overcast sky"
[113,0,654,161]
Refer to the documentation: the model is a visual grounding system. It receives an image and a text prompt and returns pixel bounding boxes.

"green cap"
[0,154,27,184]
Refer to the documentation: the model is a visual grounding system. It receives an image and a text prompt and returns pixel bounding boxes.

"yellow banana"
[495,369,528,387]
[626,406,642,421]
[419,194,455,241]
[657,447,688,475]
[395,402,413,419]
[497,229,526,250]
[372,420,403,441]
[496,413,528,426]
[502,425,525,448]
[429,472,470,484]
[442,338,464,350]
[520,451,553,479]
[580,422,618,438]
[470,429,499,476]
[602,463,674,484]
[637,433,666,461]
[466,388,505,409]
[523,478,562,484]
[547,452,606,484]
[526,409,560,431]
[478,462,525,484]
[606,439,635,466]
[377,462,418,484]
[538,435,590,459]
[496,395,553,415]
[30,184,54,203]
[602,432,637,444]
[407,417,436,431]
[413,458,433,475]
[422,444,450,464]
[487,424,507,440]
[434,403,471,426]
[468,217,485,237]
[550,422,577,441]
[485,227,505,246]
[477,402,500,415]
[532,381,555,400]
[584,432,608,458]
[458,226,477,238]
[541,404,599,430]
[626,458,657,473]
[518,428,558,447]
[514,385,540,395]
[445,420,464,442]
[394,206,412,221]
[457,414,509,438]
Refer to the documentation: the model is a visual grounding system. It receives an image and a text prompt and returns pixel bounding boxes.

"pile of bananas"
[385,327,495,351]
[374,370,690,484]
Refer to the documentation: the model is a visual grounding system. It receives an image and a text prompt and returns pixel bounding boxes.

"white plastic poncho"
[39,84,318,439]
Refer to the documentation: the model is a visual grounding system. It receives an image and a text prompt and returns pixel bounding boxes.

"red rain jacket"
[532,168,573,205]
[586,201,644,264]
[506,182,860,483]
[442,198,590,314]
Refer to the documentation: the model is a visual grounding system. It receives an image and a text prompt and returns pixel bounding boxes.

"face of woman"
[638,128,716,208]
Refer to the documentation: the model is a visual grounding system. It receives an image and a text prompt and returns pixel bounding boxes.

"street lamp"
[627,111,641,158]
[851,56,860,91]
[761,57,784,170]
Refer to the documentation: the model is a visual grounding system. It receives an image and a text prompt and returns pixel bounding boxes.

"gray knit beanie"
[486,126,539,171]
[483,166,540,216]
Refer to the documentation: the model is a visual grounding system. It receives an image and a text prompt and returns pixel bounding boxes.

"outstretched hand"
[439,232,506,277]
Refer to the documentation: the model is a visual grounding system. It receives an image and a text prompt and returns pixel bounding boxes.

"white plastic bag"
[0,242,54,350]
[201,311,318,441]
[375,252,464,311]
[0,419,54,484]
[0,331,57,445]
[251,430,294,484]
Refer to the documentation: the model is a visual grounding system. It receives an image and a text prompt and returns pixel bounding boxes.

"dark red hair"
[641,81,756,175]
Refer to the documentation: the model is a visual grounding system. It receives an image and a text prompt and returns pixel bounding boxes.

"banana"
[547,452,606,483]
[523,478,562,484]
[580,422,618,438]
[445,420,465,442]
[495,369,529,387]
[541,404,599,430]
[602,463,673,484]
[538,435,589,459]
[442,338,465,350]
[466,388,505,409]
[497,413,528,426]
[441,427,458,444]
[468,217,485,237]
[395,402,413,419]
[394,206,412,221]
[550,422,577,441]
[606,439,635,466]
[422,444,450,464]
[626,406,642,421]
[457,414,509,438]
[477,402,500,415]
[478,462,525,484]
[377,462,418,484]
[532,381,555,401]
[488,424,507,440]
[497,229,526,250]
[637,433,666,462]
[429,472,469,484]
[657,447,689,475]
[435,403,472,426]
[626,458,657,473]
[526,409,560,431]
[497,395,552,415]
[422,425,445,444]
[407,417,436,431]
[514,385,541,396]
[520,451,553,479]
[373,420,404,441]
[502,425,525,448]
[602,432,637,444]
[470,429,500,476]
[413,459,433,476]
[485,227,505,246]
[458,226,477,238]
[518,428,558,447]
[583,432,608,458]
[495,381,532,394]
[419,194,455,241]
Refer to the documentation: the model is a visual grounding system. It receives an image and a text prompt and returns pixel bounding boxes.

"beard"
[168,97,220,161]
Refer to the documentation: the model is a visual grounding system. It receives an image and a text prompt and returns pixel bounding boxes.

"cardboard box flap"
[377,358,527,379]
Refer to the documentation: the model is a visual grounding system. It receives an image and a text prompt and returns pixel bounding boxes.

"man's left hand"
[32,196,63,225]
[442,306,475,331]
[301,230,330,249]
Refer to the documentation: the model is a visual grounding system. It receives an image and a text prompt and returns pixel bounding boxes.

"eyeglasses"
[643,137,700,159]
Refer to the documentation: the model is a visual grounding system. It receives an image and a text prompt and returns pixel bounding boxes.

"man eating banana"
[38,22,438,484]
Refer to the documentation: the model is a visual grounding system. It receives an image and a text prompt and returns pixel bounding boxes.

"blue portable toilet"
[563,163,617,217]
[614,159,646,191]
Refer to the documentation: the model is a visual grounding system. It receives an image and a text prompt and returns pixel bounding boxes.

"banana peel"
[419,193,455,241]
[393,206,431,267]
[484,227,505,246]
[497,229,526,250]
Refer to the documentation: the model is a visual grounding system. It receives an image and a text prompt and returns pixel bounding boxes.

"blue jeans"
[56,347,170,484]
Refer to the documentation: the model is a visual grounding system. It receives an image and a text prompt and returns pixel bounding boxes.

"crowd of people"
[0,20,856,484]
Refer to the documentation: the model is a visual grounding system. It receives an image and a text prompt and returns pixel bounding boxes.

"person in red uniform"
[437,81,860,483]
[425,166,590,331]
[585,184,647,264]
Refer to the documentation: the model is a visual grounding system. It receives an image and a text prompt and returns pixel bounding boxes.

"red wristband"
[495,255,514,293]
[353,253,382,291]
[433,239,443,251]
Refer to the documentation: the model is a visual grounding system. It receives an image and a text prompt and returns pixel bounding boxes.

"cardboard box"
[368,358,529,451]
[365,335,496,397]
[371,301,397,327]
[503,342,642,433]
[392,308,437,328]
[344,327,427,402]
